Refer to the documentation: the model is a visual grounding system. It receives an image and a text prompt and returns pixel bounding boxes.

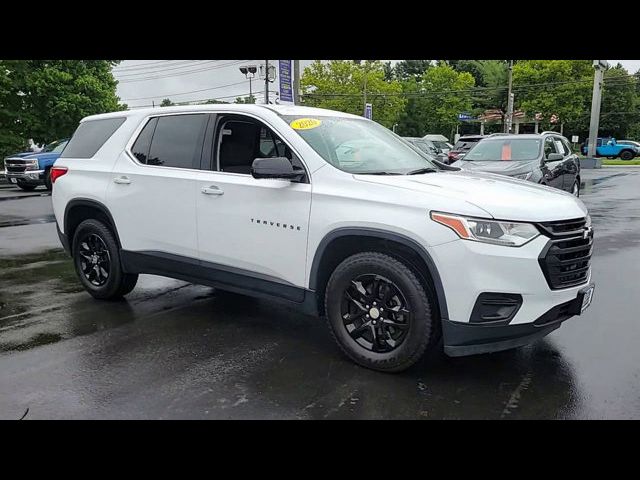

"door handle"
[201,185,224,196]
[113,176,131,185]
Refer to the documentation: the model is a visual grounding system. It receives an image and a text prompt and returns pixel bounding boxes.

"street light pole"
[293,60,300,105]
[505,60,514,133]
[264,59,269,104]
[587,60,608,158]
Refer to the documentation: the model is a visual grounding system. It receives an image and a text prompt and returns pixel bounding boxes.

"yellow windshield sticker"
[290,118,322,130]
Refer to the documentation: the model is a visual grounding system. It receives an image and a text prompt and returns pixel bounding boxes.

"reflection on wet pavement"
[0,168,639,419]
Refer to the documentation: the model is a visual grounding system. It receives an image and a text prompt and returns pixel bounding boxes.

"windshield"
[406,138,439,155]
[432,141,450,150]
[463,138,542,161]
[283,115,437,174]
[43,140,68,153]
[453,138,482,152]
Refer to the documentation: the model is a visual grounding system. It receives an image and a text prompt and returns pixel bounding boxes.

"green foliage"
[234,95,256,104]
[599,65,638,138]
[205,99,229,104]
[300,60,406,128]
[512,60,593,132]
[396,64,475,138]
[0,60,124,158]
[392,60,432,81]
[160,98,174,107]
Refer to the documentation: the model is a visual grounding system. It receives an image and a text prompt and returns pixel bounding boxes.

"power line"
[126,91,265,108]
[121,80,250,101]
[115,60,223,78]
[112,60,203,72]
[116,61,249,83]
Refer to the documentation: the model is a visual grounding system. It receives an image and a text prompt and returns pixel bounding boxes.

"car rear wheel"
[72,219,138,300]
[44,168,52,190]
[324,252,438,372]
[571,180,580,197]
[620,150,634,161]
[16,180,37,191]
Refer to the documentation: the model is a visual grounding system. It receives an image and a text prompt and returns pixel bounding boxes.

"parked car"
[422,134,453,154]
[580,137,639,160]
[4,138,69,190]
[52,105,594,372]
[452,133,581,196]
[448,135,486,163]
[403,137,449,163]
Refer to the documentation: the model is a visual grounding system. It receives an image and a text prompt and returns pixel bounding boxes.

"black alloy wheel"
[341,274,411,353]
[77,233,111,286]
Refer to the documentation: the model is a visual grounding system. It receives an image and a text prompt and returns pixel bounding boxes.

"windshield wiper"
[405,167,438,175]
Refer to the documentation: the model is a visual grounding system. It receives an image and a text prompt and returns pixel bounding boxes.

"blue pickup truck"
[3,138,69,191]
[581,137,639,160]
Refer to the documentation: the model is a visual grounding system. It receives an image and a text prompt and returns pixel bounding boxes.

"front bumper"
[5,170,45,184]
[443,283,594,356]
[428,233,593,356]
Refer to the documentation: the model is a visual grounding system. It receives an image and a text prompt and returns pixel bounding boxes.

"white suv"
[51,105,595,372]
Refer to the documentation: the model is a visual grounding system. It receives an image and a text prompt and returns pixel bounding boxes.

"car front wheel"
[324,252,439,372]
[72,219,138,300]
[571,180,580,197]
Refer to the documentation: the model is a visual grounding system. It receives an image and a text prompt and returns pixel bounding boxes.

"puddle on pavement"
[581,172,629,195]
[0,214,56,228]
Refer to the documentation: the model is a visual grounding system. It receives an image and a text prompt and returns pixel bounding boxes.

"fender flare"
[309,227,449,320]
[63,198,122,248]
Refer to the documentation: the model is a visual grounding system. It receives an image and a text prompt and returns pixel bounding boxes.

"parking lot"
[1,167,639,419]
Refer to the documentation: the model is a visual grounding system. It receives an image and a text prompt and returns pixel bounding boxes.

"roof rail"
[488,133,512,137]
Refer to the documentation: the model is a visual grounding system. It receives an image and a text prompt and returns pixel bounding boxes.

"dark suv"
[451,133,581,196]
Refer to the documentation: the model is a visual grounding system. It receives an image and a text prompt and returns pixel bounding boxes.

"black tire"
[620,149,634,161]
[72,219,138,300]
[44,168,52,190]
[16,181,36,191]
[571,179,580,197]
[324,252,438,373]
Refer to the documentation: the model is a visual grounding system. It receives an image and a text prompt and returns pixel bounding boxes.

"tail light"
[50,166,68,184]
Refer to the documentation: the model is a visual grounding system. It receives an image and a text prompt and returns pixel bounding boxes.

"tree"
[396,63,475,138]
[512,60,593,133]
[160,98,174,107]
[300,60,406,128]
[599,64,638,138]
[0,60,124,157]
[234,95,256,104]
[204,99,229,104]
[392,60,432,81]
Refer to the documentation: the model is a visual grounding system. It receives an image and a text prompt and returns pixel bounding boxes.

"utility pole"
[587,60,609,157]
[293,60,300,105]
[504,60,514,133]
[363,61,368,116]
[264,59,270,104]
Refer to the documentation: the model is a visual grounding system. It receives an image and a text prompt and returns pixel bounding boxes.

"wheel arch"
[309,228,449,321]
[64,199,122,250]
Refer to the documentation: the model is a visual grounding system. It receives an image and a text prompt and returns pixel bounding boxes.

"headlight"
[430,212,540,247]
[25,159,39,170]
[512,172,533,181]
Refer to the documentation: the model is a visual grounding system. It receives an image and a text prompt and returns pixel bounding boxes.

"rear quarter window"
[61,117,126,159]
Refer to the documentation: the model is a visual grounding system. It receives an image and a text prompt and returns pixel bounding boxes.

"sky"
[115,60,640,109]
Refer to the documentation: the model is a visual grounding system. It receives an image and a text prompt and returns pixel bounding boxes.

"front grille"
[4,159,29,173]
[538,218,587,237]
[538,218,593,290]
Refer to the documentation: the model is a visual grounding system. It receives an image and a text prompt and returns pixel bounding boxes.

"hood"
[353,170,587,222]
[20,152,62,163]
[5,151,36,159]
[452,159,537,175]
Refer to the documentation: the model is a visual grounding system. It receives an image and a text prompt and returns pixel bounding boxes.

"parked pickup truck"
[3,138,69,190]
[581,137,639,160]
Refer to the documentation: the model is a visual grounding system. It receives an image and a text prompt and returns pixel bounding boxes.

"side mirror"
[251,157,301,180]
[436,153,449,164]
[545,153,564,163]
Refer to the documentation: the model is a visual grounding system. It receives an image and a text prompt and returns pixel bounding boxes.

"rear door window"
[61,117,126,158]
[146,114,208,168]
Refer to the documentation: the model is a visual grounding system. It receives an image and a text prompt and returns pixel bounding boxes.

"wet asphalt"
[0,169,639,419]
